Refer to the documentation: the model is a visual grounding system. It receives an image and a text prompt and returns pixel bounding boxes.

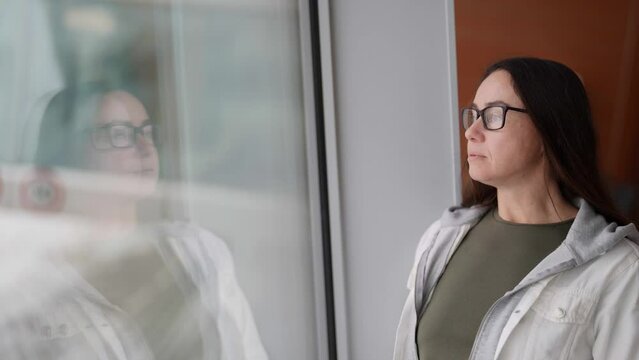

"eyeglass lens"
[462,107,505,130]
[92,124,155,150]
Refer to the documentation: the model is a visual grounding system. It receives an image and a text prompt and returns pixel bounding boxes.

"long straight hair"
[461,57,630,226]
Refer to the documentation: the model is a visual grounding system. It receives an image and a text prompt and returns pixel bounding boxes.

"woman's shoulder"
[438,202,492,228]
[413,203,492,258]
[589,238,639,279]
[153,221,227,247]
[416,202,490,238]
[148,221,236,274]
[561,237,639,296]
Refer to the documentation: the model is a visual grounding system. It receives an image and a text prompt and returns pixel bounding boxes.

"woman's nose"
[464,118,484,142]
[135,134,153,155]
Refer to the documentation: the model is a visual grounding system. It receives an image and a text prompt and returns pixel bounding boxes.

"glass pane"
[0,1,320,359]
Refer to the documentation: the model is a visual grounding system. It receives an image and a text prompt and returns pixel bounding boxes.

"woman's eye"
[487,115,502,123]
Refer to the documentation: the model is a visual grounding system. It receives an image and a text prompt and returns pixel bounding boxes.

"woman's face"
[87,91,159,197]
[465,70,545,188]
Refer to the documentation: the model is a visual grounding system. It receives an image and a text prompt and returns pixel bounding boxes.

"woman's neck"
[90,201,139,232]
[496,180,578,224]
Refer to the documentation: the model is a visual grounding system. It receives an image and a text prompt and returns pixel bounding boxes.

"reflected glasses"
[461,105,527,131]
[89,121,157,150]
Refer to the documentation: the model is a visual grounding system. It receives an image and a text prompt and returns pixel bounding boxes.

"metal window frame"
[299,0,348,359]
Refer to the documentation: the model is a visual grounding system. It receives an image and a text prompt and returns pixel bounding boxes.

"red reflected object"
[19,168,65,212]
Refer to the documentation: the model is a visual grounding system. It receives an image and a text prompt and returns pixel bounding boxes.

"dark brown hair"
[461,57,630,225]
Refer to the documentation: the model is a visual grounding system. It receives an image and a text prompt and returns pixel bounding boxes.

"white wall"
[328,1,461,358]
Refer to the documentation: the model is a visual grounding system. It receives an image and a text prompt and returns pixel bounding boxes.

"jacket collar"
[439,196,639,266]
[564,197,639,264]
[439,202,491,228]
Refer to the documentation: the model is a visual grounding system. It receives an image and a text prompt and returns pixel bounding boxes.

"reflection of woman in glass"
[37,86,160,220]
[4,85,268,360]
[394,57,639,360]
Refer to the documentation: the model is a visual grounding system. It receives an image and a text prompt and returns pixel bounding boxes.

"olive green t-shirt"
[416,207,574,360]
[68,232,208,359]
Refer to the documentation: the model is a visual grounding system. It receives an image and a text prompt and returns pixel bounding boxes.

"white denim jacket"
[393,197,639,360]
[0,221,268,360]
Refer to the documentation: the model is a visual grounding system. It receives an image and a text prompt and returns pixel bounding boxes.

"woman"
[1,85,268,360]
[394,57,639,360]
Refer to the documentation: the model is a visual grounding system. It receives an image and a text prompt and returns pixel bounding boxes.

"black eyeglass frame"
[87,120,158,150]
[460,105,527,131]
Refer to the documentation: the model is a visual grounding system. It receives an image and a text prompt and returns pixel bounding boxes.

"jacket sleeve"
[160,222,269,360]
[591,246,639,359]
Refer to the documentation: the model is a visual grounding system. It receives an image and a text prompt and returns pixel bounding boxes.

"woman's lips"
[468,154,485,159]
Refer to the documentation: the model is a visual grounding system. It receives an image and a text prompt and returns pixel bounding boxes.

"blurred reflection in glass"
[0,86,268,360]
[36,85,160,215]
[2,0,319,358]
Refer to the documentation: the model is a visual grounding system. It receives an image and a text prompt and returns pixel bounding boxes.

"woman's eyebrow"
[470,100,510,108]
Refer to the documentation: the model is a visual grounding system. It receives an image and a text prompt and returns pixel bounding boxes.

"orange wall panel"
[455,0,639,213]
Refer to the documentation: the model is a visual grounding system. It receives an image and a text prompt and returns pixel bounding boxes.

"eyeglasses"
[89,121,158,150]
[461,105,527,131]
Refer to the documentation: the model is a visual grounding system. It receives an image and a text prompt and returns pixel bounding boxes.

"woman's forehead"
[472,70,525,109]
[96,91,148,126]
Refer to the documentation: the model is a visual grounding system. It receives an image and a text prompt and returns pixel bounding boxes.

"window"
[0,1,328,359]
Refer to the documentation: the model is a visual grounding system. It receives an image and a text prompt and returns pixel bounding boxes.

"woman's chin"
[468,170,495,186]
